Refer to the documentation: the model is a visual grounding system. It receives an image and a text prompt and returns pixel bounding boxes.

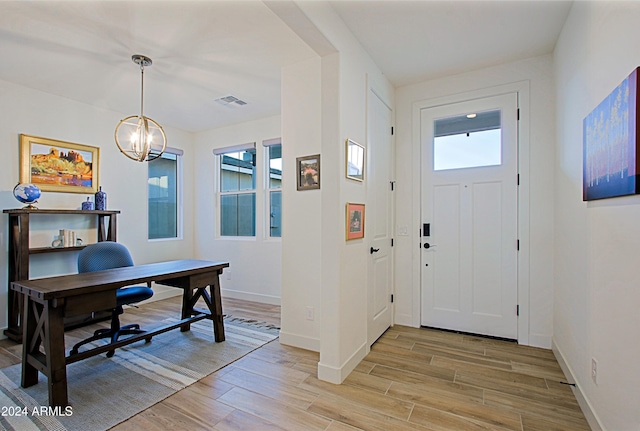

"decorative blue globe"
[13,183,41,208]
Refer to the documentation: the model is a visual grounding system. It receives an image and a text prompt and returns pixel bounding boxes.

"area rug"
[0,316,279,431]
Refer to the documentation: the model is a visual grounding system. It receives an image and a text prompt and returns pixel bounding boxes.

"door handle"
[370,247,380,254]
[423,243,436,249]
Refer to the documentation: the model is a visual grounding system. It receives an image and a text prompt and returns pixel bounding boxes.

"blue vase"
[81,197,94,210]
[95,186,106,210]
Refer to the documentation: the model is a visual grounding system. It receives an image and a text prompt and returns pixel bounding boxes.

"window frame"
[264,139,282,239]
[215,143,257,238]
[147,147,183,241]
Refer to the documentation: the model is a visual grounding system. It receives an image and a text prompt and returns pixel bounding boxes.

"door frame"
[411,81,531,345]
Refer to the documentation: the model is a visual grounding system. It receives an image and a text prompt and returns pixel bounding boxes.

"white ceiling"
[330,0,573,87]
[0,1,572,133]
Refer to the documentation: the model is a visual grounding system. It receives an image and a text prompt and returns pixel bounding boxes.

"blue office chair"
[70,241,154,357]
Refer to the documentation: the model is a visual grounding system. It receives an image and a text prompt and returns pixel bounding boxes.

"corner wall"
[192,116,282,305]
[553,2,640,429]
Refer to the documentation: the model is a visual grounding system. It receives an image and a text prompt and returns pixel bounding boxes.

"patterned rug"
[0,316,279,431]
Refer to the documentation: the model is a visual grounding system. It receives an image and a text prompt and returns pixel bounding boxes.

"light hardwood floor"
[0,296,591,430]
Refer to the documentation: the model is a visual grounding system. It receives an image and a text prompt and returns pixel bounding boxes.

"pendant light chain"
[139,60,145,119]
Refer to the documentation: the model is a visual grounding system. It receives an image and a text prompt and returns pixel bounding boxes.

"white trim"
[317,341,368,384]
[220,288,281,305]
[552,339,605,431]
[411,81,531,345]
[212,142,256,155]
[279,331,320,352]
[136,285,181,305]
[262,137,282,147]
[164,146,184,156]
[528,333,552,349]
[264,143,283,239]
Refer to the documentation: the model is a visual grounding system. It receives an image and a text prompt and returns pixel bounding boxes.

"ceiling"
[0,1,572,133]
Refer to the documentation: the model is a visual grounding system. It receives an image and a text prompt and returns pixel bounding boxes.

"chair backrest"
[78,241,135,273]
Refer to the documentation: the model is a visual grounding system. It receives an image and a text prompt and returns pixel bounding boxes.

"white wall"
[553,2,640,430]
[193,115,282,305]
[280,57,324,350]
[279,1,393,383]
[0,79,196,330]
[394,55,556,348]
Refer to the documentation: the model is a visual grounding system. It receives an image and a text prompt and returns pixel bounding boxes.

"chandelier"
[114,55,167,162]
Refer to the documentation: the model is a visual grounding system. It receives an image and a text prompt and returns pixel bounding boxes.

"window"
[266,142,282,237]
[434,110,502,171]
[218,145,256,236]
[148,149,182,239]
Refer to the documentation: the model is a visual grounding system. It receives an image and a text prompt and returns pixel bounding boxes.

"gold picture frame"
[346,139,365,181]
[346,202,365,240]
[20,134,99,193]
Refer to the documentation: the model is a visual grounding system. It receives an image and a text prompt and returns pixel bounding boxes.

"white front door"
[420,93,518,339]
[368,90,393,346]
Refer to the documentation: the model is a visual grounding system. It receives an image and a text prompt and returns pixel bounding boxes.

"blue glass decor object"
[95,186,106,210]
[13,183,41,209]
[81,197,94,210]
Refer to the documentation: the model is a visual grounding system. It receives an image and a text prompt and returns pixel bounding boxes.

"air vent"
[214,95,248,107]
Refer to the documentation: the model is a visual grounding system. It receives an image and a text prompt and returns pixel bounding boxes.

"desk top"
[11,259,229,300]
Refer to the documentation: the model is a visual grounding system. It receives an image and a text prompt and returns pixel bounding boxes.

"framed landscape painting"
[20,134,99,193]
[583,67,640,200]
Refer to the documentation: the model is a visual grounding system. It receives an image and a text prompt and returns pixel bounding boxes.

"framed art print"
[20,134,99,194]
[297,154,320,190]
[346,202,365,240]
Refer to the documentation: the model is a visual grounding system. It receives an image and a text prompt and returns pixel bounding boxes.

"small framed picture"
[20,134,99,193]
[346,139,365,181]
[346,202,365,241]
[297,154,320,190]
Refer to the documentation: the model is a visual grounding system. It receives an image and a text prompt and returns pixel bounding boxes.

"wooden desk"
[11,259,229,407]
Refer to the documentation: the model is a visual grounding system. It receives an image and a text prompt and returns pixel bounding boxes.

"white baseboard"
[221,288,281,306]
[552,339,604,431]
[317,341,368,384]
[394,313,418,327]
[142,285,282,306]
[528,333,552,349]
[145,287,181,303]
[279,330,320,352]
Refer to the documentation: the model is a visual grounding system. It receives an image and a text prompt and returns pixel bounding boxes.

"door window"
[433,110,501,171]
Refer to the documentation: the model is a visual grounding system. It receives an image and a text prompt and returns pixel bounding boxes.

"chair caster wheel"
[106,350,115,358]
[70,349,78,356]
[145,336,152,343]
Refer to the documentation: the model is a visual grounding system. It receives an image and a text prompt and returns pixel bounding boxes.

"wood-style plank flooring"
[0,296,591,430]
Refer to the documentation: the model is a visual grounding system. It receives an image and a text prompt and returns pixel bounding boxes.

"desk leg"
[21,297,69,406]
[43,301,68,407]
[210,273,225,342]
[180,287,193,333]
[21,296,39,388]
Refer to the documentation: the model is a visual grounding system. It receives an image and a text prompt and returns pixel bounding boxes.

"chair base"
[70,320,152,357]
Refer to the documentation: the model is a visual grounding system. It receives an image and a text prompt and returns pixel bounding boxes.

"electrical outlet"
[305,306,315,321]
[591,358,598,384]
[226,269,232,280]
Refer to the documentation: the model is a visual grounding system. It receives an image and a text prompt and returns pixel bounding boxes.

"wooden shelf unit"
[3,208,120,342]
